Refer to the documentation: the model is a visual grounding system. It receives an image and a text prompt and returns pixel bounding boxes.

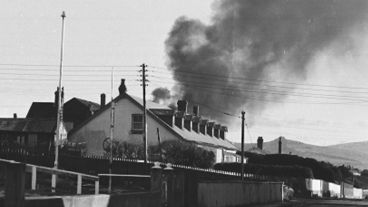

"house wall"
[69,98,180,156]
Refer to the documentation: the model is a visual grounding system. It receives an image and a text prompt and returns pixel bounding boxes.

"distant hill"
[234,137,368,170]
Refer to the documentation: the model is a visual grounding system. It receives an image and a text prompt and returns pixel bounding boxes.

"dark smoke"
[165,0,368,124]
[152,87,171,103]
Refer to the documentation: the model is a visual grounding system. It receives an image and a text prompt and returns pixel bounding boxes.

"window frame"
[131,113,144,134]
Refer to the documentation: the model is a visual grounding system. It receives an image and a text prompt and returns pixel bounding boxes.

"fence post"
[95,180,100,194]
[164,163,174,207]
[5,162,25,207]
[31,165,37,190]
[77,174,82,194]
[150,162,162,192]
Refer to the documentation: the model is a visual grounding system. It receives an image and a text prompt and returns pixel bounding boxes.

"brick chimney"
[118,79,127,95]
[100,93,106,108]
[257,136,263,150]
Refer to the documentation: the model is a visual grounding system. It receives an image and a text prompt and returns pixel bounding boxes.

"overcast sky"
[1,0,368,146]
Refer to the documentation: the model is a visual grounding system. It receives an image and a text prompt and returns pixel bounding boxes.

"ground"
[251,199,368,207]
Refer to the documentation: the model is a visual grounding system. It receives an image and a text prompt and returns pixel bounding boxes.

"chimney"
[118,79,127,95]
[184,115,192,131]
[177,100,188,113]
[13,113,17,119]
[257,136,263,150]
[278,137,283,154]
[193,105,199,116]
[100,93,106,107]
[199,119,208,135]
[220,126,227,140]
[214,124,221,138]
[207,122,215,137]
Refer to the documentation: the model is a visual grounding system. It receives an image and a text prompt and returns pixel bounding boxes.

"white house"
[68,80,238,163]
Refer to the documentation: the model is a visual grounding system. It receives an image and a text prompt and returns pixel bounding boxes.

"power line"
[0,63,140,68]
[148,77,368,103]
[150,66,368,90]
[150,69,368,94]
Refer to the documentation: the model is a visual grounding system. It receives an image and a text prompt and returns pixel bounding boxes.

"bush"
[103,140,215,168]
[245,153,342,182]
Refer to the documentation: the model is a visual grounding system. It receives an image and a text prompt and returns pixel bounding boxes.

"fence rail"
[0,158,99,195]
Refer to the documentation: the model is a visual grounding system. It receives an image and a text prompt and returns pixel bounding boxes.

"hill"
[234,137,368,170]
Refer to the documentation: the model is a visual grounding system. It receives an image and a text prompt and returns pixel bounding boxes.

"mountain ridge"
[233,137,368,170]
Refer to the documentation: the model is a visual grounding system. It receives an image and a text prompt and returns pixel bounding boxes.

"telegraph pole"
[52,11,66,193]
[241,111,245,181]
[108,67,115,194]
[140,64,148,163]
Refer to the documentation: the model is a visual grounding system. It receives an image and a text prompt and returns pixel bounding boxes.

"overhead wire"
[150,65,368,90]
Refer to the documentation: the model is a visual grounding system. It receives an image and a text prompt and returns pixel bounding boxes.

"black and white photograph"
[1,0,368,206]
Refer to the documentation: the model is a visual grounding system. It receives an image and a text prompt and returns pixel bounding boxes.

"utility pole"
[241,111,245,181]
[52,11,66,193]
[140,64,148,163]
[108,67,115,194]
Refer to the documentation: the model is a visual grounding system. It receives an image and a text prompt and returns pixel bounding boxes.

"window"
[131,114,143,134]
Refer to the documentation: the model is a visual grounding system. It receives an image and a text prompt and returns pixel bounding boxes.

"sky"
[1,0,368,146]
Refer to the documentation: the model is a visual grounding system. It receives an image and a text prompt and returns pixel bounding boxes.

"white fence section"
[305,178,365,199]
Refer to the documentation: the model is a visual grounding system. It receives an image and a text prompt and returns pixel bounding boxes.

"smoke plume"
[165,0,368,124]
[152,87,171,104]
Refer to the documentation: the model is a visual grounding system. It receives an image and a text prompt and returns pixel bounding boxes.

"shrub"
[103,140,215,168]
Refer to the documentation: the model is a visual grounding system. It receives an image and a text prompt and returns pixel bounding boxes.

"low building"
[0,117,62,152]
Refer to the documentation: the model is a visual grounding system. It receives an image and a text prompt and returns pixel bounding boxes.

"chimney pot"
[118,79,127,95]
[100,93,106,107]
[13,113,17,119]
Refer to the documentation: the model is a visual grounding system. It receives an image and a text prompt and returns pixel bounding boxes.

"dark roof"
[26,102,56,119]
[69,93,237,150]
[0,118,56,133]
[72,98,100,113]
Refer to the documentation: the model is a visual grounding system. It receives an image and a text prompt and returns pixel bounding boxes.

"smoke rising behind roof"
[162,0,368,124]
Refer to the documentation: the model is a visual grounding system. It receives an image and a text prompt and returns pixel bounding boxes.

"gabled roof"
[0,118,56,133]
[69,93,237,150]
[70,98,100,113]
[26,102,56,119]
